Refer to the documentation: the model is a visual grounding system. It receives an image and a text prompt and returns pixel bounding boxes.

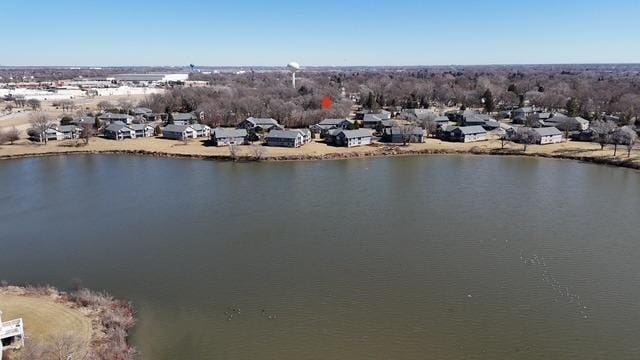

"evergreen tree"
[482,89,495,113]
[566,98,581,117]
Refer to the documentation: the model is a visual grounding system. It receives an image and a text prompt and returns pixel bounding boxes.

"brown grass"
[0,285,136,360]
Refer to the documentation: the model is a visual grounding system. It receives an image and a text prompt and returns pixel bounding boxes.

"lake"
[1,154,639,359]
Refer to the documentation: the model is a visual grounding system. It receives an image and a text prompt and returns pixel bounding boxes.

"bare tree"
[249,145,267,161]
[516,127,538,151]
[96,100,113,111]
[80,123,95,145]
[3,126,20,144]
[118,99,133,114]
[590,120,618,150]
[498,132,510,149]
[612,127,637,157]
[27,98,41,110]
[555,117,574,142]
[59,100,75,112]
[29,112,53,144]
[229,144,239,161]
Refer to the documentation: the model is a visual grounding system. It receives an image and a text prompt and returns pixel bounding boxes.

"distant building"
[265,129,307,147]
[544,116,589,131]
[71,116,97,127]
[512,107,535,123]
[170,112,198,125]
[401,108,436,121]
[211,128,248,146]
[112,73,189,84]
[162,124,196,140]
[104,122,136,140]
[99,112,134,124]
[132,107,153,116]
[237,117,283,132]
[310,118,354,134]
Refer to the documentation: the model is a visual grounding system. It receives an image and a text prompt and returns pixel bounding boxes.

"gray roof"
[190,123,210,131]
[172,112,196,121]
[129,124,153,131]
[247,117,279,125]
[318,118,352,126]
[212,128,247,138]
[434,116,450,122]
[99,112,132,120]
[163,124,193,133]
[456,126,487,135]
[363,114,383,122]
[105,123,132,132]
[533,127,562,136]
[133,107,152,114]
[387,127,423,135]
[338,129,373,139]
[266,130,303,139]
[57,125,81,132]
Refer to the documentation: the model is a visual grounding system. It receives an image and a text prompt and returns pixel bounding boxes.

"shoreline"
[0,138,638,171]
[0,285,136,359]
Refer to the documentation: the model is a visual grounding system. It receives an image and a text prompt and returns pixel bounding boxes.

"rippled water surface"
[1,155,639,359]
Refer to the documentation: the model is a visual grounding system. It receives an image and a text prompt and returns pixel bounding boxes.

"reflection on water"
[0,155,639,359]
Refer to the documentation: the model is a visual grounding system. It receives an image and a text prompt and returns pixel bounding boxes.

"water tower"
[287,62,300,88]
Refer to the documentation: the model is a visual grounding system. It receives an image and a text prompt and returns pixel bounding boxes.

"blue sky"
[1,0,638,66]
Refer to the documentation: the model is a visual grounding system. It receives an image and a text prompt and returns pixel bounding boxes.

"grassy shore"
[0,137,638,170]
[0,285,135,360]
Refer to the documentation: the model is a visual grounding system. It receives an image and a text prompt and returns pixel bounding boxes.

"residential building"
[170,112,198,125]
[104,122,136,140]
[533,127,563,144]
[56,125,83,139]
[382,127,425,143]
[162,124,196,140]
[544,116,590,131]
[129,124,155,138]
[441,126,488,143]
[1,311,24,353]
[334,129,373,147]
[98,112,134,124]
[211,128,248,146]
[237,117,283,132]
[133,107,153,116]
[71,116,97,127]
[191,123,211,138]
[310,118,354,133]
[265,130,306,147]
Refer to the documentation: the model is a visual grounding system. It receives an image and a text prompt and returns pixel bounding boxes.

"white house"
[533,127,563,144]
[1,310,24,354]
[190,123,211,138]
[129,124,155,138]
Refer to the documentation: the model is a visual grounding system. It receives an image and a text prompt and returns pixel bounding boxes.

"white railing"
[0,319,23,339]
